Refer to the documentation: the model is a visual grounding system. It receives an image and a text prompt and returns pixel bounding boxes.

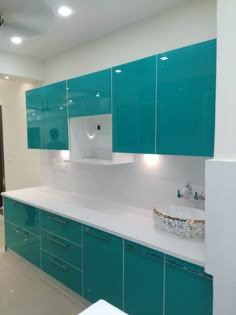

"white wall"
[0,79,41,191]
[40,0,216,209]
[44,0,216,83]
[0,51,44,82]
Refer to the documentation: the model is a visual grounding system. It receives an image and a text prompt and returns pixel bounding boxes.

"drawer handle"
[48,236,70,248]
[125,244,163,262]
[48,257,68,271]
[84,228,111,241]
[166,259,211,278]
[47,215,68,225]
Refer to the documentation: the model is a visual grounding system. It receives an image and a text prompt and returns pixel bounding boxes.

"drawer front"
[4,197,40,236]
[41,211,82,245]
[41,229,82,269]
[41,250,82,295]
[5,221,40,268]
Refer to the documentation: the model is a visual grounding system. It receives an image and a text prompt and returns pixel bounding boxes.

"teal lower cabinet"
[41,250,82,295]
[83,226,123,309]
[124,241,164,315]
[165,255,213,315]
[5,221,40,268]
[41,229,82,269]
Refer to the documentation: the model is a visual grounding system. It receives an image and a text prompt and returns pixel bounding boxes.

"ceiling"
[0,0,186,60]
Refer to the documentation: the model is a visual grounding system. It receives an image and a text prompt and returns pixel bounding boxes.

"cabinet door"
[5,221,40,268]
[124,241,164,315]
[165,255,213,315]
[112,56,156,153]
[4,197,40,236]
[156,39,216,157]
[26,87,46,149]
[67,69,111,117]
[44,81,68,150]
[83,226,123,309]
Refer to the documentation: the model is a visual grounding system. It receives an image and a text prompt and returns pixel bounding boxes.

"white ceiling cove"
[0,0,186,60]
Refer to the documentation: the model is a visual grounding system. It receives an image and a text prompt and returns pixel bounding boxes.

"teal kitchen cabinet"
[41,249,82,295]
[5,221,40,268]
[165,255,213,315]
[26,86,46,149]
[67,69,111,117]
[4,197,40,236]
[156,39,216,157]
[112,56,156,154]
[41,210,82,245]
[124,241,164,315]
[44,81,68,150]
[83,226,123,309]
[26,81,68,150]
[41,229,82,269]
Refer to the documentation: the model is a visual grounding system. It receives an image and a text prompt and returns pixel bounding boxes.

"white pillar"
[206,1,236,315]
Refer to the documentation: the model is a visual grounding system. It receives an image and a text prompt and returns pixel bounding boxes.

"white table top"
[2,185,205,266]
[79,300,127,315]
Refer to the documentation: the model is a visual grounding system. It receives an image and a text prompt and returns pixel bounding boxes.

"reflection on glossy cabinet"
[156,39,216,157]
[112,56,156,154]
[68,69,111,117]
[44,81,68,150]
[26,87,46,149]
[5,221,40,268]
[165,256,213,315]
[83,226,123,309]
[124,241,164,315]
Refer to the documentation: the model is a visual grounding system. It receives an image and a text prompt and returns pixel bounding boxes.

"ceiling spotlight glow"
[4,76,9,80]
[58,6,72,17]
[11,37,22,44]
[160,56,168,61]
[115,69,122,73]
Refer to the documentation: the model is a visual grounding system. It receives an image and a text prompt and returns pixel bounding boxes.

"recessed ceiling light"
[4,76,9,80]
[11,37,22,44]
[160,56,168,61]
[115,69,122,73]
[58,6,72,17]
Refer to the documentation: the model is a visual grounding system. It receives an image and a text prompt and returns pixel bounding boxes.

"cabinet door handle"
[13,227,28,238]
[125,244,163,262]
[47,215,67,225]
[48,257,68,271]
[48,236,70,248]
[166,259,211,278]
[84,228,111,241]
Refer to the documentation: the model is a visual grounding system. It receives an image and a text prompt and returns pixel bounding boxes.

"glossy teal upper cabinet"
[165,255,213,315]
[26,87,46,149]
[26,81,68,150]
[112,56,156,153]
[44,81,68,150]
[156,39,216,157]
[67,69,111,117]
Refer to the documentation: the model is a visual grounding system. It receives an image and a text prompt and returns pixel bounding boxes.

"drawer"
[41,210,82,245]
[5,221,40,268]
[41,229,82,269]
[4,197,40,236]
[41,250,82,295]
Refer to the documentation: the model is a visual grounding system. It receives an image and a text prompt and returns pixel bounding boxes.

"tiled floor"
[0,218,90,315]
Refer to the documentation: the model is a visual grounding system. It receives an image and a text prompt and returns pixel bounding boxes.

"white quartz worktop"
[2,186,205,266]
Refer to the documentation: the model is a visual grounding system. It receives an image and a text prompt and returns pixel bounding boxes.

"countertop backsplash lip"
[2,185,205,267]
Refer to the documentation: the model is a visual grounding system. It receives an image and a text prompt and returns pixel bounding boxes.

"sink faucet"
[177,182,205,200]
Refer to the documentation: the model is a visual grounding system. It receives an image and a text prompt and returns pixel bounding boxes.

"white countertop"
[79,300,127,315]
[2,186,205,266]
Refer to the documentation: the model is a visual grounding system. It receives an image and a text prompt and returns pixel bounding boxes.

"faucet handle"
[199,191,205,200]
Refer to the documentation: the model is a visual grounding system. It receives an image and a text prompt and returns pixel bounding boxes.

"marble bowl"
[153,206,205,239]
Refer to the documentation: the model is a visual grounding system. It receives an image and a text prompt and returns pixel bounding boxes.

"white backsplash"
[40,151,206,211]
